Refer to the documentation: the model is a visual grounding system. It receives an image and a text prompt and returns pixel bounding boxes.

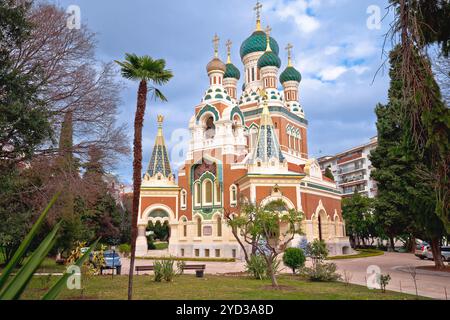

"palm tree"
[115,54,172,300]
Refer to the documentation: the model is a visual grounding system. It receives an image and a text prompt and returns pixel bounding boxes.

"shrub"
[118,244,130,257]
[380,274,391,293]
[153,258,177,282]
[147,235,156,250]
[245,255,267,280]
[283,248,306,274]
[153,261,163,282]
[161,259,176,282]
[301,239,341,282]
[301,262,342,282]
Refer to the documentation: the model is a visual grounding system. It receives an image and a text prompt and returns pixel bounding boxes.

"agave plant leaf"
[42,238,100,300]
[0,222,61,300]
[0,192,61,290]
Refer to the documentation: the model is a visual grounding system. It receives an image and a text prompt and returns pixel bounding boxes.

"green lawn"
[327,249,385,260]
[151,242,169,250]
[20,274,424,300]
[0,257,66,274]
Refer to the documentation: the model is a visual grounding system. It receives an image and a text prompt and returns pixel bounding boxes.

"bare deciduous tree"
[11,2,130,168]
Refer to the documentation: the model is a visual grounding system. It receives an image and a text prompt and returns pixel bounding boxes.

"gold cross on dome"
[286,43,293,66]
[254,1,263,30]
[254,1,263,20]
[212,34,220,58]
[265,25,272,37]
[226,39,232,63]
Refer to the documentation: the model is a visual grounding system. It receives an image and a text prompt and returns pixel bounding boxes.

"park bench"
[135,264,206,276]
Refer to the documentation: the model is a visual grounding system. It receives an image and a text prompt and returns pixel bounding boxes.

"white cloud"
[267,0,321,34]
[319,66,348,81]
[324,46,340,55]
[348,41,377,59]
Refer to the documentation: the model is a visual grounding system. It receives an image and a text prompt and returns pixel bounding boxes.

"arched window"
[197,216,202,237]
[203,179,213,205]
[194,182,201,206]
[217,215,222,237]
[181,217,188,237]
[230,184,237,206]
[181,189,187,209]
[214,180,221,205]
[205,116,216,139]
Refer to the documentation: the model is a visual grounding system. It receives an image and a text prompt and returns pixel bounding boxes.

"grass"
[0,256,66,274]
[137,256,236,262]
[20,274,425,300]
[327,249,385,260]
[151,242,169,250]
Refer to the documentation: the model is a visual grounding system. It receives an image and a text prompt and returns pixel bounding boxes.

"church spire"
[254,1,263,31]
[251,89,285,164]
[286,43,293,67]
[212,33,220,58]
[265,25,272,52]
[226,39,232,64]
[146,115,172,178]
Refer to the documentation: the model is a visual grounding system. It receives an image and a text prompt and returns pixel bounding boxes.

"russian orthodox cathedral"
[136,2,351,258]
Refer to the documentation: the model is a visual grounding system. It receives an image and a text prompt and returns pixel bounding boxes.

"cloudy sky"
[55,0,394,184]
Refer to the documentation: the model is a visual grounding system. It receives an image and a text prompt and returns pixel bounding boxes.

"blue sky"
[55,0,394,184]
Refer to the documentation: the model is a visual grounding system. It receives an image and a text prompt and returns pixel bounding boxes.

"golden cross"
[212,34,220,58]
[265,25,272,37]
[286,43,293,66]
[254,1,263,20]
[254,1,263,30]
[226,39,232,63]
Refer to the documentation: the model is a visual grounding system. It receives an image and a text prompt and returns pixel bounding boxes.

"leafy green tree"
[115,54,173,299]
[0,0,51,165]
[323,166,334,181]
[228,199,304,287]
[342,191,377,247]
[282,247,306,274]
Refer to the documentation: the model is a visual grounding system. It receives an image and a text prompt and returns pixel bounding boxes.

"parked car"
[90,250,122,274]
[424,246,450,262]
[415,242,430,260]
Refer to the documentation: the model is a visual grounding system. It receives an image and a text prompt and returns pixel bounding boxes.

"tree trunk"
[266,256,278,288]
[408,236,416,253]
[128,80,148,300]
[430,237,444,269]
[388,236,395,252]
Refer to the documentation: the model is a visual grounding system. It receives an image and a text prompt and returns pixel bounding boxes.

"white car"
[415,242,430,260]
[421,246,450,262]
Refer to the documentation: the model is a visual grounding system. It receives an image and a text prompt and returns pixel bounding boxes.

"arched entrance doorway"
[146,209,170,251]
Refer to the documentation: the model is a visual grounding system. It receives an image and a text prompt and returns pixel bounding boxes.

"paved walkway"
[121,252,449,299]
[332,252,449,299]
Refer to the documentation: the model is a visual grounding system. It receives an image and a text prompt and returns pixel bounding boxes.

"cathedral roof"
[206,57,226,74]
[146,115,172,178]
[280,66,302,83]
[252,93,285,164]
[240,30,279,59]
[224,63,241,80]
[257,51,281,69]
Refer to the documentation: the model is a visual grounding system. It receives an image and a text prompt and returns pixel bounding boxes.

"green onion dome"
[280,66,302,83]
[206,57,226,73]
[224,63,241,80]
[257,51,281,69]
[240,31,279,59]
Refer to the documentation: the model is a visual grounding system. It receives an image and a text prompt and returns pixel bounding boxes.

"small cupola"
[257,26,281,89]
[206,34,226,86]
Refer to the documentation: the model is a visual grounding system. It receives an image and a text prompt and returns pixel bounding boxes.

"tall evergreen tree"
[371,47,447,267]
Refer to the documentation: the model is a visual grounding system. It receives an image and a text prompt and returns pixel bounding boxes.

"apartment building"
[318,136,378,198]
